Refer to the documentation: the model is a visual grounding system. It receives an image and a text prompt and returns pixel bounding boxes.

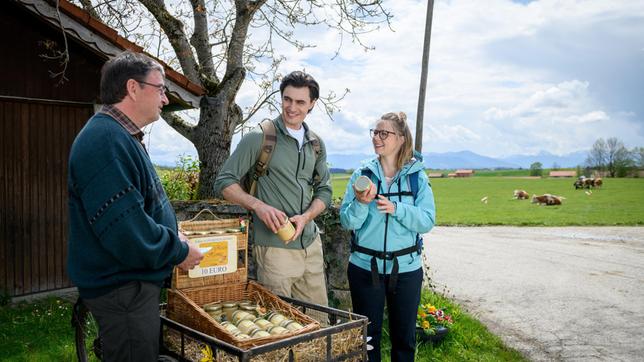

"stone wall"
[171,200,353,309]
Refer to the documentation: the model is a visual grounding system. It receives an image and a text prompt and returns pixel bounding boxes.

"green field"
[331,174,644,226]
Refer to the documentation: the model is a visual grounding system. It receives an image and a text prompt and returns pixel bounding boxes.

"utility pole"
[415,0,435,153]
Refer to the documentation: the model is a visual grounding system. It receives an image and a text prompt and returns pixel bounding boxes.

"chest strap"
[350,239,422,291]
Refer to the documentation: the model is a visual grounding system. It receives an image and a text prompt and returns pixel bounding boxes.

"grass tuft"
[379,289,527,361]
[0,297,76,361]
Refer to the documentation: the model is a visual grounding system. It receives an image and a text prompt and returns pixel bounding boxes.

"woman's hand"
[354,182,377,204]
[376,195,396,214]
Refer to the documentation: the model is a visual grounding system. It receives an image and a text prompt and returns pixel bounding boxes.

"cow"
[593,178,603,188]
[513,189,530,200]
[573,179,584,189]
[583,178,595,189]
[531,194,563,206]
[547,195,562,205]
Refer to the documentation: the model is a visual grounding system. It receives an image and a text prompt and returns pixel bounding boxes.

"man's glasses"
[137,80,169,96]
[370,129,398,140]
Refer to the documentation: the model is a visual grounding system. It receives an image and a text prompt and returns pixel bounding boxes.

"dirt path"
[423,226,644,361]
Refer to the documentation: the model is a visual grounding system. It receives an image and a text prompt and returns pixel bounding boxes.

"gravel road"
[423,226,644,362]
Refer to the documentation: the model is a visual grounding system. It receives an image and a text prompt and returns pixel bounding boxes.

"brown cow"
[593,178,603,188]
[583,178,595,189]
[531,194,563,206]
[513,189,530,200]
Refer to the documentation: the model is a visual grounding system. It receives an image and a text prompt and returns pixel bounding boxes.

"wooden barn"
[1,0,203,298]
[455,169,475,177]
[549,170,577,178]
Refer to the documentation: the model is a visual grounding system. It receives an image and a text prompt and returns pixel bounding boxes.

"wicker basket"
[167,211,320,349]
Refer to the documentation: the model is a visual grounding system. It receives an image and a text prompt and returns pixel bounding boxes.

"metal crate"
[161,296,367,362]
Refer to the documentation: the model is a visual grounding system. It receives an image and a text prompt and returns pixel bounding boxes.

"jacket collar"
[362,151,425,182]
[274,115,317,143]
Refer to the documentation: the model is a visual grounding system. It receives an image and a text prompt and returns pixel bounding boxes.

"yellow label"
[188,235,237,278]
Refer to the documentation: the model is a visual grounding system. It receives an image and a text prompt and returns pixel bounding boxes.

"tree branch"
[225,0,266,77]
[138,0,201,84]
[78,0,101,20]
[161,111,195,141]
[242,89,280,124]
[188,0,215,80]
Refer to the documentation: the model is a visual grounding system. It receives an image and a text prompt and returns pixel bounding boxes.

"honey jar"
[232,310,256,324]
[267,325,289,335]
[253,317,274,331]
[222,301,238,321]
[266,311,287,325]
[250,329,271,338]
[280,319,304,331]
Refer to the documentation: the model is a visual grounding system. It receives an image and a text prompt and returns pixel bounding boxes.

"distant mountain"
[500,150,588,169]
[327,150,589,170]
[326,153,373,170]
[424,151,519,169]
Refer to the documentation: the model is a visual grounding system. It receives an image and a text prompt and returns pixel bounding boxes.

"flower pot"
[416,326,449,344]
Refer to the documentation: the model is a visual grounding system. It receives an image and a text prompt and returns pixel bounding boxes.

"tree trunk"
[193,95,241,199]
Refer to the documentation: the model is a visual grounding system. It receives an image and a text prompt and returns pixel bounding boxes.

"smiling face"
[281,85,316,129]
[372,119,405,158]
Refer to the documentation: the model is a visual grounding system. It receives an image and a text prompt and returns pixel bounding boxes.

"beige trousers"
[254,234,328,306]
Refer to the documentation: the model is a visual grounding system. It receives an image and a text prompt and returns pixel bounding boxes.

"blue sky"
[145,0,644,166]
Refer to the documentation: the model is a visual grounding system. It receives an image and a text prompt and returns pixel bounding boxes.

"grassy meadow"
[0,291,526,362]
[331,174,644,226]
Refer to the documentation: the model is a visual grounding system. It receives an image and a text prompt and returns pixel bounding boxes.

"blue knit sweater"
[67,113,188,299]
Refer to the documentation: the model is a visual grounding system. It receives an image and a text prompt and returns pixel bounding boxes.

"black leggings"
[347,263,423,362]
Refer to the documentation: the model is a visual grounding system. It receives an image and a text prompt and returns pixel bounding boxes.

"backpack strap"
[248,119,277,196]
[307,130,322,186]
[409,170,419,203]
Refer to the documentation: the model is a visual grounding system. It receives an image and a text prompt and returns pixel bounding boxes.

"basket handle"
[186,209,221,222]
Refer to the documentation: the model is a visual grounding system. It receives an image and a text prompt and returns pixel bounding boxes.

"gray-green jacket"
[213,116,332,249]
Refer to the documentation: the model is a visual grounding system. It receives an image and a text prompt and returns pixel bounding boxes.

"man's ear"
[308,98,317,113]
[125,79,139,100]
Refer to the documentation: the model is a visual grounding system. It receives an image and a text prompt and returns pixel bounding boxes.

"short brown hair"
[279,71,320,102]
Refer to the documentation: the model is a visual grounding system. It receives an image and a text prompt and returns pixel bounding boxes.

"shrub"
[0,289,9,306]
[160,155,200,200]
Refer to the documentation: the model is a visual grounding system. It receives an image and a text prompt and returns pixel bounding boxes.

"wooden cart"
[163,214,367,361]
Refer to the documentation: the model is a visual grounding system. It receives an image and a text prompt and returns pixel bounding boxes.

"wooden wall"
[0,1,103,103]
[0,97,91,296]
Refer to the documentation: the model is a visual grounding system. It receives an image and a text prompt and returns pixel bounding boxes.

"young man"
[214,71,332,306]
[67,51,203,361]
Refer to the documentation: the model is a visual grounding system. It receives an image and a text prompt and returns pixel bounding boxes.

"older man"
[67,51,202,361]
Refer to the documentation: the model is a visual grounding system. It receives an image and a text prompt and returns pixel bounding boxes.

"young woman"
[340,112,436,361]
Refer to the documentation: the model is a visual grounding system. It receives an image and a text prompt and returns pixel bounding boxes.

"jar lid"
[204,304,222,311]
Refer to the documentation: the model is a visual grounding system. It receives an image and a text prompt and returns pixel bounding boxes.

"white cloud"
[147,0,644,166]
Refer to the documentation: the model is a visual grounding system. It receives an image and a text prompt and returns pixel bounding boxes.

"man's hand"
[254,202,287,233]
[177,240,204,271]
[288,214,309,242]
[354,182,377,204]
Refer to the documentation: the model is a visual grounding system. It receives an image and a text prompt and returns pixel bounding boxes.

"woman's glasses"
[370,129,398,140]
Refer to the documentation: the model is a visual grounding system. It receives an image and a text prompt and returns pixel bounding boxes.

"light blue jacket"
[340,154,436,274]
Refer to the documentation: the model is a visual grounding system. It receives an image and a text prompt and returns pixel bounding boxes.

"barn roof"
[15,0,204,110]
[549,171,577,177]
